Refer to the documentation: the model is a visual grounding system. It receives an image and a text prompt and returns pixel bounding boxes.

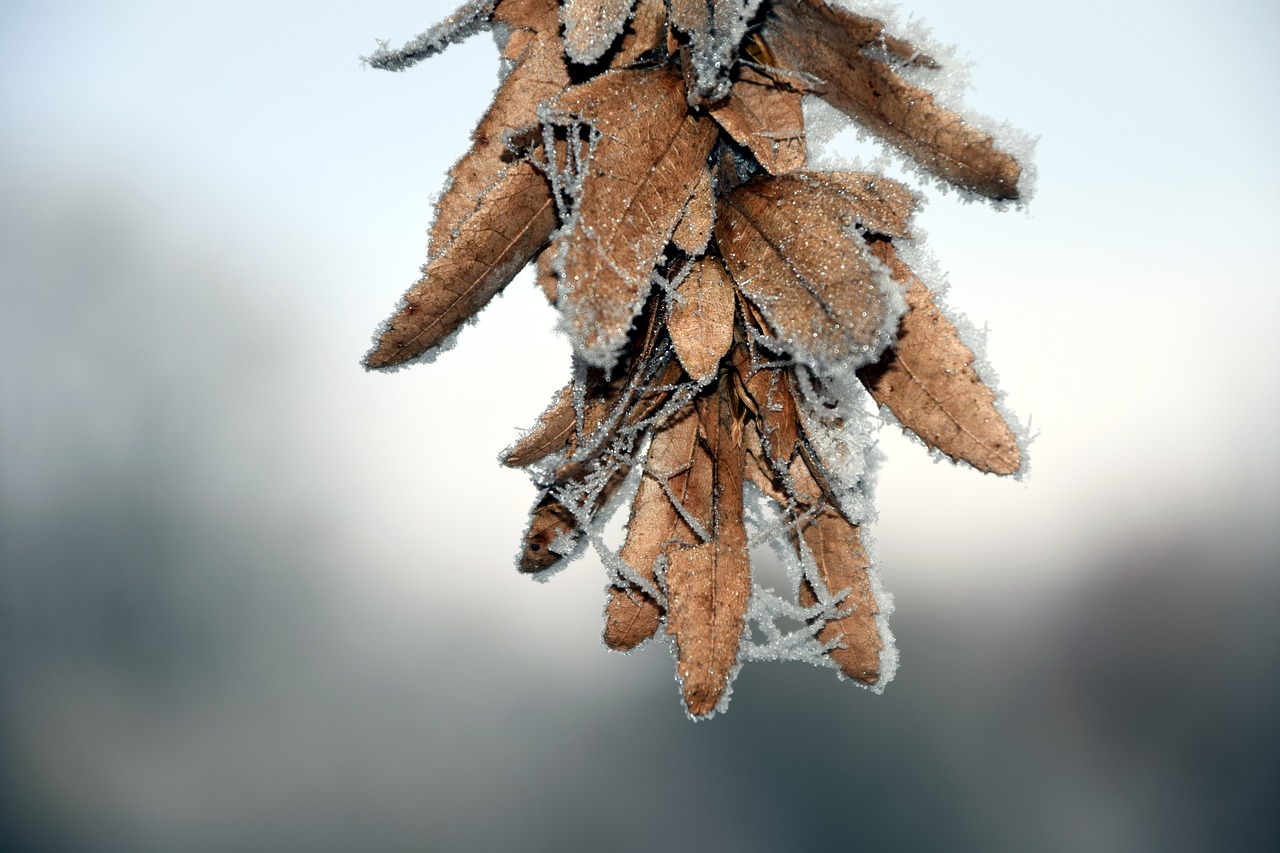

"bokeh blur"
[3,1,1278,850]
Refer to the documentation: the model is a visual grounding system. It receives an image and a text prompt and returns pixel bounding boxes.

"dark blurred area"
[3,179,1278,853]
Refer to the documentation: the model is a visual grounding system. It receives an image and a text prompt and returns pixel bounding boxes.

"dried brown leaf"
[603,583,664,650]
[764,0,1022,200]
[613,0,668,66]
[429,3,567,258]
[665,378,750,717]
[609,404,702,648]
[502,381,575,468]
[709,66,807,174]
[670,164,714,255]
[364,0,570,369]
[668,0,753,103]
[606,490,676,650]
[799,171,915,237]
[365,161,556,368]
[561,0,638,64]
[715,173,898,369]
[520,465,630,572]
[858,241,1021,475]
[545,67,718,366]
[622,406,703,555]
[667,256,735,385]
[794,494,882,685]
[739,357,801,471]
[520,493,579,571]
[736,356,883,684]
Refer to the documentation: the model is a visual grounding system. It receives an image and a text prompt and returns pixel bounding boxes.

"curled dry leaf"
[365,0,567,370]
[606,342,739,681]
[609,407,703,651]
[858,240,1021,475]
[737,348,883,684]
[763,0,1022,200]
[520,463,634,571]
[521,492,581,571]
[784,447,882,685]
[662,379,751,717]
[603,583,662,651]
[430,2,568,258]
[363,0,1032,718]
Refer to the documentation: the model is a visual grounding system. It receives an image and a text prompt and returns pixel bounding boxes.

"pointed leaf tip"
[858,241,1022,475]
[764,0,1024,200]
[364,162,556,369]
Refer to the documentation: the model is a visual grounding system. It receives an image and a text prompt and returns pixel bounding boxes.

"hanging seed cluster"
[363,0,1031,718]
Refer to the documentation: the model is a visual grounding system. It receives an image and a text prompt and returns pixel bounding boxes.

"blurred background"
[2,0,1277,850]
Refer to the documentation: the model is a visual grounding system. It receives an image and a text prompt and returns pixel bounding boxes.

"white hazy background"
[2,1,1278,850]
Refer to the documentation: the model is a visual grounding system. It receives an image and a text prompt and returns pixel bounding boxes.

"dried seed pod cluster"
[363,0,1032,717]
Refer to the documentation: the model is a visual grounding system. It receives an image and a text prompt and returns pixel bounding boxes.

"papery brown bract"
[501,382,575,468]
[609,405,702,649]
[431,0,568,258]
[737,346,882,684]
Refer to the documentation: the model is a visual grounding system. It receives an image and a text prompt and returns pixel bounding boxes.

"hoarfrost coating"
[361,0,1032,717]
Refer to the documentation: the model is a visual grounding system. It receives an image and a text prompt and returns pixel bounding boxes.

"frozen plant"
[362,0,1033,718]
